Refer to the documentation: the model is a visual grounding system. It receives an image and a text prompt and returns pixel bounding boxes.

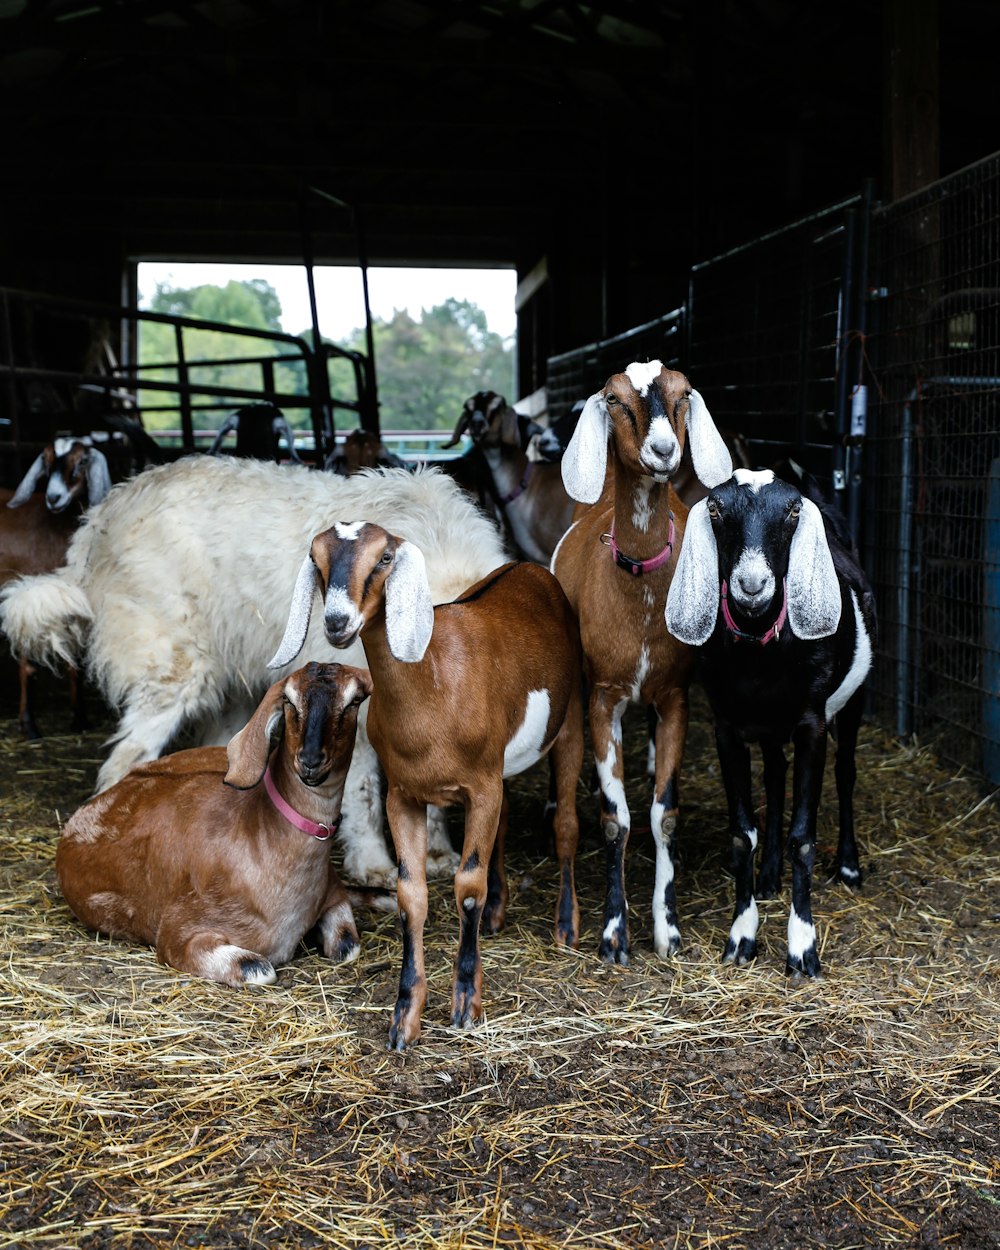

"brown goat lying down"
[56,661,372,987]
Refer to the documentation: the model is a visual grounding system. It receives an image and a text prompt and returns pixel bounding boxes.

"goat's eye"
[379,550,393,565]
[788,501,802,520]
[707,500,720,520]
[605,394,618,407]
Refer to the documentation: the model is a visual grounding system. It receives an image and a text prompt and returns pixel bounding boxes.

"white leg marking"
[650,796,680,958]
[787,906,817,962]
[727,897,759,953]
[596,700,630,830]
[603,914,623,944]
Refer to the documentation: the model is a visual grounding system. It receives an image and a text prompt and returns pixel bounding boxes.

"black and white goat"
[665,468,876,977]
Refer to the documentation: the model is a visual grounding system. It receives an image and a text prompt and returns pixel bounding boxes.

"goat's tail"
[0,572,93,670]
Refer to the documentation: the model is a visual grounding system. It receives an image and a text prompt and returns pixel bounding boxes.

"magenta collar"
[500,460,533,504]
[263,765,340,841]
[720,578,788,645]
[604,514,675,576]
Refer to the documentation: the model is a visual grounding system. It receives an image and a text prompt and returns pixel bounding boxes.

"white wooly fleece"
[1,457,508,880]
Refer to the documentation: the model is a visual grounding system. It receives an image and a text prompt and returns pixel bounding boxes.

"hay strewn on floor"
[0,686,998,1249]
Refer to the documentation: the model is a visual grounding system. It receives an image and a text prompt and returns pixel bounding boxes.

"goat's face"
[705,470,803,618]
[602,363,691,482]
[282,662,372,786]
[44,440,92,512]
[309,522,401,648]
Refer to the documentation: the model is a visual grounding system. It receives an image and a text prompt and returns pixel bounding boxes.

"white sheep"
[0,455,509,887]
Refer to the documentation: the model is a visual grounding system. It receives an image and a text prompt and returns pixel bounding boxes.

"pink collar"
[500,460,533,504]
[263,765,340,841]
[604,514,675,576]
[720,578,788,645]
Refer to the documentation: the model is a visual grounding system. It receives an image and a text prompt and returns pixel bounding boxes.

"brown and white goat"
[2,439,112,736]
[445,392,575,563]
[551,361,733,965]
[56,662,372,986]
[269,523,584,1049]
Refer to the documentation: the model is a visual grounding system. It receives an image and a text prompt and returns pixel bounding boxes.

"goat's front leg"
[756,736,787,897]
[17,654,40,740]
[832,692,864,889]
[715,721,760,966]
[649,686,688,959]
[786,719,826,978]
[549,688,584,948]
[452,780,504,1030]
[591,689,631,965]
[385,787,429,1050]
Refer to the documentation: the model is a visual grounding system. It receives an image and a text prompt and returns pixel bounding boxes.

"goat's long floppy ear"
[8,453,48,507]
[267,553,320,669]
[274,415,304,463]
[224,677,286,789]
[665,500,721,645]
[385,539,434,662]
[498,404,521,448]
[686,391,733,490]
[441,407,471,450]
[561,390,608,504]
[786,497,842,639]
[85,448,113,506]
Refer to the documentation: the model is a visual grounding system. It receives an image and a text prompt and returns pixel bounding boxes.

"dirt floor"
[0,662,998,1249]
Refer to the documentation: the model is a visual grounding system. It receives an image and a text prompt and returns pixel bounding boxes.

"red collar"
[720,578,788,644]
[604,514,675,576]
[263,765,340,840]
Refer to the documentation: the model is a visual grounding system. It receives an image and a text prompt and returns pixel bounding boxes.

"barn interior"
[1,1,993,454]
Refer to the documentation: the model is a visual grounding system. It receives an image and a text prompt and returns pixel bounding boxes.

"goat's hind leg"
[650,687,688,959]
[452,781,504,1030]
[482,785,509,935]
[549,688,584,949]
[831,691,864,889]
[156,917,276,987]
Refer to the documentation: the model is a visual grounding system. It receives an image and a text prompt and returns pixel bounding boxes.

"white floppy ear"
[665,500,721,645]
[786,498,842,639]
[385,539,434,662]
[268,553,320,668]
[8,453,48,507]
[686,390,733,490]
[561,390,609,504]
[85,448,113,505]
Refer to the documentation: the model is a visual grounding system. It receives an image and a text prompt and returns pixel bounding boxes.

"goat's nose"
[324,610,354,638]
[647,436,674,459]
[737,570,767,597]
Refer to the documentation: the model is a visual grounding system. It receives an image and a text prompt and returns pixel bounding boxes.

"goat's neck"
[480,441,527,495]
[267,750,348,827]
[611,459,676,559]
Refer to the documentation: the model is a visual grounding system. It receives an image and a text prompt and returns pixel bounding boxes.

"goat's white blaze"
[333,521,365,540]
[323,585,364,635]
[596,698,630,831]
[727,896,759,952]
[631,477,654,532]
[825,589,872,719]
[640,416,681,477]
[787,906,817,963]
[733,467,775,492]
[502,689,551,778]
[625,360,663,396]
[729,546,776,609]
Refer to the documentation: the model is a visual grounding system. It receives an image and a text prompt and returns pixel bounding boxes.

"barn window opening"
[134,261,517,455]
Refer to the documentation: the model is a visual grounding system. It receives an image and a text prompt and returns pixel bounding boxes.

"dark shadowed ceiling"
[0,0,997,349]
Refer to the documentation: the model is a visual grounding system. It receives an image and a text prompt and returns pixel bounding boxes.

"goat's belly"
[503,689,552,778]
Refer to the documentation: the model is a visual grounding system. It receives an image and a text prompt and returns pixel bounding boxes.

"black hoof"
[723,936,757,966]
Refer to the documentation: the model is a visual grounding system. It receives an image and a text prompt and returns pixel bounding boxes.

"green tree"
[337,298,515,432]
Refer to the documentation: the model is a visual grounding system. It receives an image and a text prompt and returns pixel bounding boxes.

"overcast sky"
[137,262,518,342]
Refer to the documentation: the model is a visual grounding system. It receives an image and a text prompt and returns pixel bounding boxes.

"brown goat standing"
[269,523,584,1049]
[56,662,371,986]
[551,361,732,965]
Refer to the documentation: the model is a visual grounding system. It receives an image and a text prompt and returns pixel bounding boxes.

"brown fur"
[56,662,372,987]
[306,524,584,1048]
